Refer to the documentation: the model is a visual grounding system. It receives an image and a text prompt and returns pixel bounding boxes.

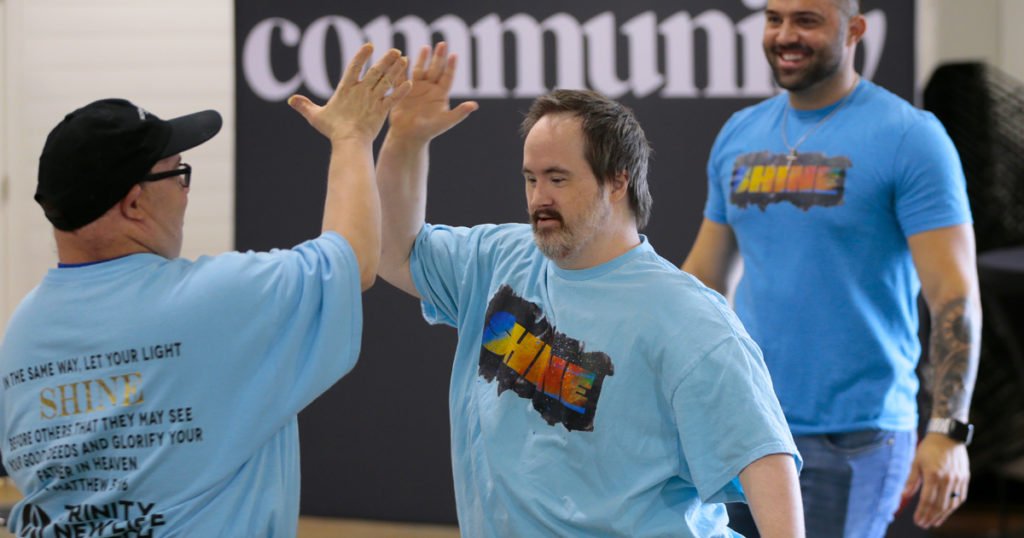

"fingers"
[901,464,921,500]
[408,42,455,85]
[378,56,409,93]
[298,46,411,141]
[393,55,410,87]
[914,476,942,527]
[335,42,453,95]
[425,42,448,82]
[915,476,955,528]
[341,43,374,87]
[439,54,459,93]
[412,46,430,80]
[367,49,403,91]
[912,462,970,528]
[953,466,969,504]
[385,80,413,109]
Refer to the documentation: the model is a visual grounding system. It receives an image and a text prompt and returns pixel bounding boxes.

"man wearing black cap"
[0,45,409,535]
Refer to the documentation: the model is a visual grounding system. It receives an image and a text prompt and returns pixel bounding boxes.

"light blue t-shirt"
[705,79,972,434]
[410,223,798,537]
[0,232,361,537]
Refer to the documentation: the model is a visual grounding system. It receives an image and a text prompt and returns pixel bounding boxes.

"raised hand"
[289,43,412,144]
[388,42,479,144]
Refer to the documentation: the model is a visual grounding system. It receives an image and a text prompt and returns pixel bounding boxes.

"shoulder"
[620,253,762,383]
[625,250,750,340]
[855,80,943,134]
[182,232,357,295]
[720,93,786,133]
[419,222,536,257]
[710,94,787,157]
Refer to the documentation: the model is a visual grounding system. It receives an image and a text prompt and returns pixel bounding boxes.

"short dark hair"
[521,89,653,229]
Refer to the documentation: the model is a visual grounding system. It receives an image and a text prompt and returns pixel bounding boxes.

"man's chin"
[772,70,811,92]
[533,235,571,261]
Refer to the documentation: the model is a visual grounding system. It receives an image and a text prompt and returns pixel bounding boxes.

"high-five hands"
[289,43,412,144]
[387,42,479,144]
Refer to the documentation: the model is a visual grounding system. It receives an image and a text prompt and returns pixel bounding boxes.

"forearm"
[738,453,805,538]
[322,137,381,290]
[681,218,740,296]
[375,133,430,296]
[925,292,981,421]
[906,224,982,421]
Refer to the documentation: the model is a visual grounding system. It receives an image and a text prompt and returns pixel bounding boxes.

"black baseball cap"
[36,98,223,231]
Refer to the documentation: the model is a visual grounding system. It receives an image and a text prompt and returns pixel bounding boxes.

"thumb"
[287,94,318,122]
[902,462,921,499]
[446,101,480,127]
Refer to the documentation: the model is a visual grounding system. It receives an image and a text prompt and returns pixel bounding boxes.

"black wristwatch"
[927,417,974,446]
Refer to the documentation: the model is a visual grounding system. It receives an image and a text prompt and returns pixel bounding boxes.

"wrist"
[383,130,432,150]
[329,134,374,148]
[926,417,974,446]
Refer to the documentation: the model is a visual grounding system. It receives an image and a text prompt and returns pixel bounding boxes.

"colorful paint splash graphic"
[479,285,614,432]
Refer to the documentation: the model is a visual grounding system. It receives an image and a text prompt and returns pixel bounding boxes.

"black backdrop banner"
[234,0,914,524]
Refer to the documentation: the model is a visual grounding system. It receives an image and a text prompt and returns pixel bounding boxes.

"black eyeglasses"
[142,163,192,188]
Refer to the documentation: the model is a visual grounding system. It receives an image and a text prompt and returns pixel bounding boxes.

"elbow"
[360,270,377,291]
[355,250,380,291]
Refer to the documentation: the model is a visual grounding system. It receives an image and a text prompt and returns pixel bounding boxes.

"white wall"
[916,0,1024,92]
[1,0,9,333]
[2,0,1022,333]
[0,0,235,331]
[998,0,1024,80]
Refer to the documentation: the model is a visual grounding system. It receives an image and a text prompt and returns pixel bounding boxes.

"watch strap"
[927,417,974,446]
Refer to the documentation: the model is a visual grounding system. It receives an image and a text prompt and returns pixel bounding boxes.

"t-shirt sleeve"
[199,231,362,426]
[894,114,973,237]
[670,335,801,504]
[408,223,483,327]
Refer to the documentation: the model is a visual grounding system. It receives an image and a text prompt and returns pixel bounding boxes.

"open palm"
[388,42,478,144]
[290,43,411,143]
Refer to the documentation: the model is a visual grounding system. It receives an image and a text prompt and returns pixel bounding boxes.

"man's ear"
[608,170,630,202]
[119,185,146,222]
[847,13,867,46]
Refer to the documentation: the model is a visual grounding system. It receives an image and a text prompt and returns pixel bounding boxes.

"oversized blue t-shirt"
[0,232,361,537]
[705,79,972,434]
[410,223,798,537]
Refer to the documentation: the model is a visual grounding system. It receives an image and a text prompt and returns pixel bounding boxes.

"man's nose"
[776,20,800,45]
[528,182,554,208]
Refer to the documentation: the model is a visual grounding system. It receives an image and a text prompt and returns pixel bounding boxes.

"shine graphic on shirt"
[480,285,614,432]
[730,151,852,210]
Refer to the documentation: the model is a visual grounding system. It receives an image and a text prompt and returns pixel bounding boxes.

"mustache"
[772,44,813,55]
[530,209,564,225]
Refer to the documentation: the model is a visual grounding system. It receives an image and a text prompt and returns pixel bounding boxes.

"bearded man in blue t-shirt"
[374,42,804,537]
[682,0,981,536]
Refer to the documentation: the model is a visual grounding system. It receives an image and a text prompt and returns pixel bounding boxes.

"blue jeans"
[727,430,915,538]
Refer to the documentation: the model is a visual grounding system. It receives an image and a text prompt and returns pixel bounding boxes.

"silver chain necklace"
[781,77,860,166]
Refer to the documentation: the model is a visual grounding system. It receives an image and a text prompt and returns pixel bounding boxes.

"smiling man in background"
[682,0,981,535]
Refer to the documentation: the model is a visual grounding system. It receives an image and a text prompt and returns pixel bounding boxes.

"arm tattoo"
[927,297,981,420]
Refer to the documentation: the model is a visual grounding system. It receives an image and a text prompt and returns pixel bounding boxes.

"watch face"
[955,422,975,446]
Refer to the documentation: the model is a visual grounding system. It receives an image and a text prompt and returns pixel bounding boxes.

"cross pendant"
[786,150,798,166]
